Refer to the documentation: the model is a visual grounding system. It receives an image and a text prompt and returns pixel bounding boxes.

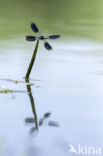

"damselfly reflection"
[25,78,59,134]
[26,22,60,50]
[25,112,59,134]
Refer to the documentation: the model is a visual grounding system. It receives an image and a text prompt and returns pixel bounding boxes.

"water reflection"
[0,77,59,133]
[25,78,59,134]
[25,78,38,132]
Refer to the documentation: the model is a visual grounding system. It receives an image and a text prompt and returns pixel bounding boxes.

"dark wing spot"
[25,118,35,123]
[26,36,36,41]
[44,112,51,118]
[30,127,37,133]
[44,42,52,50]
[31,23,39,33]
[49,35,60,39]
[48,121,59,127]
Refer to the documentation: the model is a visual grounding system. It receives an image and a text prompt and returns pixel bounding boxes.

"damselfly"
[26,22,60,50]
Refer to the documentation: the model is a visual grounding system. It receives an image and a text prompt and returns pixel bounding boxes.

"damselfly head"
[39,36,45,40]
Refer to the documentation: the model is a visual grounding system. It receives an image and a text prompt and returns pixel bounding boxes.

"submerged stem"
[25,39,39,78]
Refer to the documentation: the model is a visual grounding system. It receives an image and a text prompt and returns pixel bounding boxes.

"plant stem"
[25,39,39,79]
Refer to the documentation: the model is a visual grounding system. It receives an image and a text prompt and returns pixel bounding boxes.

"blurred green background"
[0,0,103,40]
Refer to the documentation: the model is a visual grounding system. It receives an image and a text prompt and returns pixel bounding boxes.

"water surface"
[0,1,103,156]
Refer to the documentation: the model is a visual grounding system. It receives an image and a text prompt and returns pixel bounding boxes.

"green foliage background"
[0,0,103,40]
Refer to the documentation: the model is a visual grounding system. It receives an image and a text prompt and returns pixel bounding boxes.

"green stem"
[25,39,39,78]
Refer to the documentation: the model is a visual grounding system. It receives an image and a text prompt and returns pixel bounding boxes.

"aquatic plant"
[25,22,60,79]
